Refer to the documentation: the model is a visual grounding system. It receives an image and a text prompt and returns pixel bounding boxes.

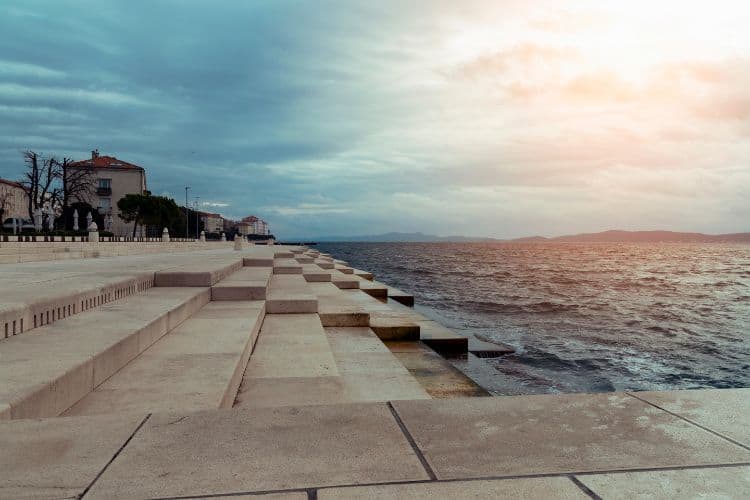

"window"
[98,179,111,189]
[99,198,111,210]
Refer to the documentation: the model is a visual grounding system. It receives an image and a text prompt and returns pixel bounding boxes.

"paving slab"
[319,476,588,499]
[629,388,750,447]
[235,376,348,408]
[64,301,264,416]
[184,494,306,500]
[0,413,144,499]
[87,403,430,499]
[392,393,750,479]
[577,465,750,499]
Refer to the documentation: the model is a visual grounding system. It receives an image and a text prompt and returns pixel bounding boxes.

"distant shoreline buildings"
[1,149,270,238]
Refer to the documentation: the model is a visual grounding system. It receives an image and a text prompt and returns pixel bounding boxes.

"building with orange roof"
[69,150,148,235]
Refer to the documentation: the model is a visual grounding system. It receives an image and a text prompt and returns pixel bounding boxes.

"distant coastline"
[307,230,750,243]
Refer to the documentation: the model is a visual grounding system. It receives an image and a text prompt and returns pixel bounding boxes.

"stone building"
[69,150,148,236]
[0,178,28,221]
[241,215,270,235]
[199,211,224,234]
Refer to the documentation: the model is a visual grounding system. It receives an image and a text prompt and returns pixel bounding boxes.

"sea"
[315,242,750,395]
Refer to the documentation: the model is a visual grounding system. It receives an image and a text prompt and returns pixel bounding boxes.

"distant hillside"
[540,230,750,243]
[310,230,750,243]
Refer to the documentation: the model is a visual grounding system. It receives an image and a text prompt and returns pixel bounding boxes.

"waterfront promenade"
[0,242,748,498]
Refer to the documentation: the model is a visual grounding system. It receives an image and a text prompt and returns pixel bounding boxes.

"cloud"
[0,1,747,239]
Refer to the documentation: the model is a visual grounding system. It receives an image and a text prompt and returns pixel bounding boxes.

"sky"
[1,0,749,239]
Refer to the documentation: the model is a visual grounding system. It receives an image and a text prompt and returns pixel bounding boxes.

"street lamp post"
[184,186,190,239]
[195,196,200,239]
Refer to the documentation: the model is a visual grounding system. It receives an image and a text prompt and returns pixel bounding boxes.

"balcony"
[96,187,112,196]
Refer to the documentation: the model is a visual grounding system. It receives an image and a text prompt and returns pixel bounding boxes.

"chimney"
[91,149,99,160]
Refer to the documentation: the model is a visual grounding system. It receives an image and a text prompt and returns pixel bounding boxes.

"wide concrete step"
[359,280,388,300]
[334,264,354,274]
[211,266,272,300]
[2,271,157,339]
[64,301,265,416]
[314,259,335,269]
[317,293,370,327]
[301,264,332,282]
[369,310,420,340]
[235,314,340,408]
[266,274,317,313]
[417,320,468,355]
[272,258,302,274]
[154,257,242,286]
[325,327,430,403]
[0,287,210,419]
[353,269,374,280]
[331,269,360,289]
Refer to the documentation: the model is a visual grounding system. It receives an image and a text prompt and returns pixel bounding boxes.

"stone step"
[317,293,370,327]
[272,258,303,274]
[334,264,354,274]
[2,271,157,340]
[0,287,210,419]
[154,257,242,286]
[325,327,431,403]
[64,301,265,416]
[266,274,318,313]
[417,320,469,355]
[369,310,420,340]
[374,281,415,307]
[385,341,490,398]
[301,264,332,282]
[210,266,272,300]
[468,337,515,357]
[314,259,335,269]
[353,269,374,281]
[243,257,274,267]
[235,314,340,408]
[331,270,360,289]
[359,280,388,300]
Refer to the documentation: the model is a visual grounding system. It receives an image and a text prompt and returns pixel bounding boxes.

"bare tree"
[56,157,93,208]
[20,151,61,221]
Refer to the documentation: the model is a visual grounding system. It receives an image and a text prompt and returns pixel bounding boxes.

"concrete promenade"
[0,243,748,498]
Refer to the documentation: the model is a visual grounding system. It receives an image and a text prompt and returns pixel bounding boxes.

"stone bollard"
[199,230,206,242]
[233,234,244,251]
[162,227,170,243]
[220,232,226,242]
[88,221,99,245]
